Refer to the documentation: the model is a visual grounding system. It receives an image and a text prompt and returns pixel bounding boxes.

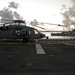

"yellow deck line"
[0,41,75,44]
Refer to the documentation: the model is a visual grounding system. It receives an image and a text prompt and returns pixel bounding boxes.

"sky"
[0,0,75,38]
[0,0,71,24]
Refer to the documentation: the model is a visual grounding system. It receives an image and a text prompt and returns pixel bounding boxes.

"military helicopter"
[0,20,45,42]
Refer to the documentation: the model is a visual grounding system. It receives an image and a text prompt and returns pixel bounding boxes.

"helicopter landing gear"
[23,38,28,42]
[46,36,49,39]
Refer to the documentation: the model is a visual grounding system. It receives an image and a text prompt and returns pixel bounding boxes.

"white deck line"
[65,43,75,46]
[35,40,45,54]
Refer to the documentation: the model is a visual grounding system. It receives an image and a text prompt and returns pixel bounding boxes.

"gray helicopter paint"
[0,25,45,39]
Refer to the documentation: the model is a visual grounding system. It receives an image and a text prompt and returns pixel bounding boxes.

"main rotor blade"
[38,22,68,27]
[1,19,14,22]
[0,21,14,26]
[32,25,48,30]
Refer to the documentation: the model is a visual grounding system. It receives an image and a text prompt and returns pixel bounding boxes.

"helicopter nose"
[40,33,45,38]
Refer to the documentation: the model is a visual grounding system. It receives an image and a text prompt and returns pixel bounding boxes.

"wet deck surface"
[0,40,75,75]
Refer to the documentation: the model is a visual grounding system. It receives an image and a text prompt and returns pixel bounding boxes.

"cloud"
[71,0,75,3]
[8,1,19,9]
[0,1,23,22]
[61,5,67,11]
[61,0,75,26]
[0,8,14,20]
[14,11,23,20]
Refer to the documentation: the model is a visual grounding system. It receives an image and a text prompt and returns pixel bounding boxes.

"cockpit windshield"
[34,30,39,34]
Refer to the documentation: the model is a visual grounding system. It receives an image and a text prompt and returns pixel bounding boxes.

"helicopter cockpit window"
[9,23,25,25]
[15,23,19,25]
[34,30,39,34]
[21,23,25,25]
[15,23,25,25]
[10,23,15,25]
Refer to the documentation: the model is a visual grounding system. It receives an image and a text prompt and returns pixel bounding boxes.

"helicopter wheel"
[23,38,28,42]
[29,39,35,42]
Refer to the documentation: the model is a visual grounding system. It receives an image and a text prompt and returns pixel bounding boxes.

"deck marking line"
[35,44,45,54]
[35,39,45,54]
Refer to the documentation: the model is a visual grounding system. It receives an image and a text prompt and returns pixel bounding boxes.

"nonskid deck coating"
[0,40,75,75]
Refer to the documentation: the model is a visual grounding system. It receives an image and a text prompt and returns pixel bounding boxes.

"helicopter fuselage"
[0,25,45,41]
